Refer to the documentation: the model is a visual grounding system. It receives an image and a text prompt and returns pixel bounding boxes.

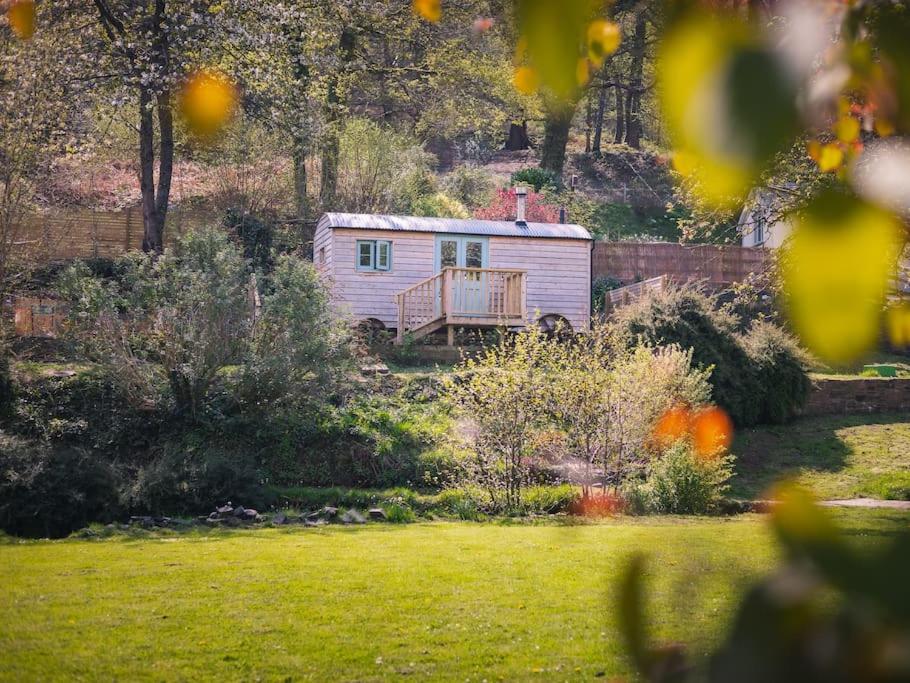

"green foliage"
[741,320,811,425]
[0,435,121,538]
[612,286,811,427]
[440,166,494,209]
[60,229,354,420]
[626,442,734,515]
[223,209,273,273]
[240,254,355,413]
[443,327,554,512]
[0,344,13,420]
[511,167,557,192]
[127,438,275,516]
[60,228,251,417]
[410,192,470,219]
[591,275,622,314]
[337,118,437,214]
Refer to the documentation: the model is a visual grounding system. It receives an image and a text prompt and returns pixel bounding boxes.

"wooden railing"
[604,274,668,313]
[397,267,527,341]
[397,271,445,340]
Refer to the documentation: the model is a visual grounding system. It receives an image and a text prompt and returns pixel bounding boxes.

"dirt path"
[819,498,910,510]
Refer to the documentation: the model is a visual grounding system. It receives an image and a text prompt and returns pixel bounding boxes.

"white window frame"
[356,239,392,272]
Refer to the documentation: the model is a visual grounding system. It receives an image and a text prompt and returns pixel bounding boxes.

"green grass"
[730,414,910,500]
[1,511,906,681]
[809,350,910,378]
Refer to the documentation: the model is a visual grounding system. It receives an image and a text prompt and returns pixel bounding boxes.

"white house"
[313,193,592,344]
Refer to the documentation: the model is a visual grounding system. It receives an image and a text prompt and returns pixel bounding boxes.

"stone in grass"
[341,508,366,524]
[272,512,288,526]
[313,506,338,520]
[368,508,387,520]
[361,363,390,376]
[216,502,233,515]
[233,505,246,518]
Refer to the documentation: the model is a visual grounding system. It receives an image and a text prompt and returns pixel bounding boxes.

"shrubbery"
[742,320,812,424]
[612,285,809,426]
[510,167,557,191]
[0,435,121,538]
[625,442,734,515]
[444,324,719,513]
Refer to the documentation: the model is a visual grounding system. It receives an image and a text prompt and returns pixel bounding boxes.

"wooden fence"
[592,241,771,287]
[13,207,217,262]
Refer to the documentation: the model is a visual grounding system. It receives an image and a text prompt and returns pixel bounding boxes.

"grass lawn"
[730,413,910,500]
[2,511,907,681]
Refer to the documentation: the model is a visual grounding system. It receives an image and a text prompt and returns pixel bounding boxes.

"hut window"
[356,240,392,272]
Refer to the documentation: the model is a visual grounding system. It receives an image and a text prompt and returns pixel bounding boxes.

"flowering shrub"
[473,187,560,223]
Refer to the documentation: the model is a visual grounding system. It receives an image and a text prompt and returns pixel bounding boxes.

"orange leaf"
[691,407,733,457]
[412,0,441,23]
[8,0,36,40]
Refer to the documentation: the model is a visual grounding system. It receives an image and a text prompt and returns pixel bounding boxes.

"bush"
[626,442,733,515]
[612,285,764,426]
[0,344,13,420]
[410,192,471,218]
[0,435,121,538]
[742,320,811,423]
[443,327,554,512]
[592,275,623,314]
[127,440,275,516]
[60,229,355,420]
[511,167,557,191]
[441,166,494,209]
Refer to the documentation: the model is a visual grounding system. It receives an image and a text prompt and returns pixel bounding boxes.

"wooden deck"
[396,267,527,343]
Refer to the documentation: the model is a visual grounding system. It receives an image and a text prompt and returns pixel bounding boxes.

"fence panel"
[592,241,772,287]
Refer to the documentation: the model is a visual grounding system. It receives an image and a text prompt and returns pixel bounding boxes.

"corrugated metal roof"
[318,212,592,240]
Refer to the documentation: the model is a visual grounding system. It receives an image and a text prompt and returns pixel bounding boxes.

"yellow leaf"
[770,483,838,545]
[178,70,238,140]
[875,118,896,137]
[782,193,905,365]
[8,0,36,40]
[886,302,910,349]
[658,11,797,208]
[412,0,441,23]
[816,143,844,172]
[513,66,539,96]
[835,116,860,143]
[575,58,590,88]
[587,19,621,67]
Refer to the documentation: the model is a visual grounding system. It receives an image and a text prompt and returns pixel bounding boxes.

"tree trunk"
[584,94,593,154]
[505,121,530,151]
[319,28,356,212]
[293,144,309,221]
[138,88,163,253]
[540,103,574,181]
[613,85,625,144]
[138,0,172,254]
[625,10,646,149]
[592,83,608,154]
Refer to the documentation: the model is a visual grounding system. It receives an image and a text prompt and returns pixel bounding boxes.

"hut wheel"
[537,314,572,339]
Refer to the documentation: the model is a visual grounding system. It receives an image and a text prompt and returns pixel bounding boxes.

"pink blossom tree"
[473,188,560,223]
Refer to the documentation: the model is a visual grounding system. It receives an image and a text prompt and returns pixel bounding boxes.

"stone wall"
[801,377,910,416]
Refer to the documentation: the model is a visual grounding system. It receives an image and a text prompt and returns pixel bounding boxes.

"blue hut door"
[434,235,489,315]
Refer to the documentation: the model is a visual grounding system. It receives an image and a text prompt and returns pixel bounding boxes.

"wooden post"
[447,325,455,347]
[397,294,405,344]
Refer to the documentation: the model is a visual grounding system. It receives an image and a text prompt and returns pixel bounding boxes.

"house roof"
[317,212,592,240]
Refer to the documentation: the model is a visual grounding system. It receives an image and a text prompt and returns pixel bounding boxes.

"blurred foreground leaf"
[617,485,910,682]
[658,11,798,208]
[782,192,905,367]
[514,0,602,100]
